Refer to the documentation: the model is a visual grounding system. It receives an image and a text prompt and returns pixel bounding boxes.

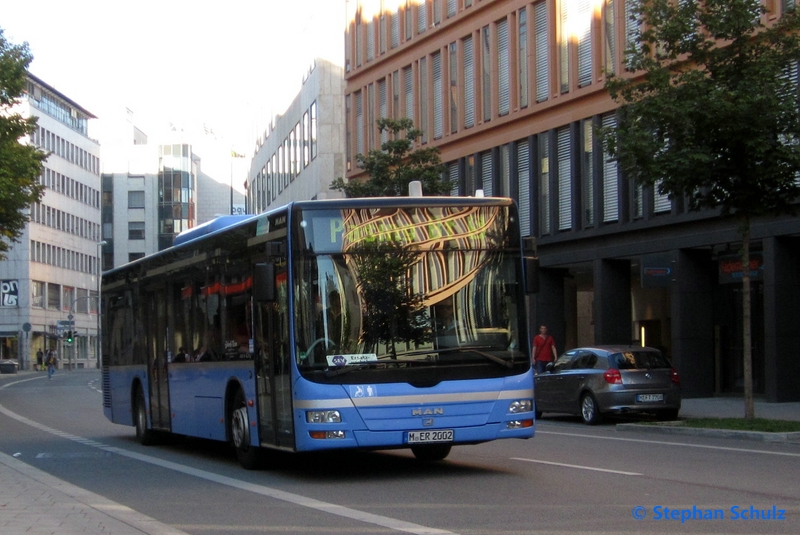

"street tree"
[603,1,800,419]
[331,118,452,197]
[0,28,46,260]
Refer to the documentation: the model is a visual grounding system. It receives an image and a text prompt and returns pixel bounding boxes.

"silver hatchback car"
[534,345,681,424]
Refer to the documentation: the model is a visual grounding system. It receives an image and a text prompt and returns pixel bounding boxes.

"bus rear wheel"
[231,389,262,470]
[411,444,452,462]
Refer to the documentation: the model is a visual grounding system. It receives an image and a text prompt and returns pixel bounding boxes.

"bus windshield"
[293,204,528,383]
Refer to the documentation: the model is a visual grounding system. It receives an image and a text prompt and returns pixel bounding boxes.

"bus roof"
[102,196,514,278]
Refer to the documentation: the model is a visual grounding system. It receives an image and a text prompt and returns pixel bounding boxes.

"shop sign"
[641,254,674,288]
[718,253,763,284]
[1,280,19,307]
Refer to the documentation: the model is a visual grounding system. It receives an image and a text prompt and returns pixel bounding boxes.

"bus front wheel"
[231,389,262,470]
[134,386,158,446]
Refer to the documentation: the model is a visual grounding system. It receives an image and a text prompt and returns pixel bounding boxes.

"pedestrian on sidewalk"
[532,325,557,374]
[46,350,56,380]
[36,349,44,371]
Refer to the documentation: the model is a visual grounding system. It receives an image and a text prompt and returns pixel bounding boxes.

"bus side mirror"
[254,263,275,302]
[525,256,540,294]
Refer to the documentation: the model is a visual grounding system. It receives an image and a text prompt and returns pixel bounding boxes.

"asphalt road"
[1,369,798,534]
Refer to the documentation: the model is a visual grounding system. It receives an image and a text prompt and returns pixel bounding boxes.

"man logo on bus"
[412,408,444,416]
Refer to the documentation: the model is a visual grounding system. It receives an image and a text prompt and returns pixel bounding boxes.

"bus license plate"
[407,429,454,444]
[636,393,664,403]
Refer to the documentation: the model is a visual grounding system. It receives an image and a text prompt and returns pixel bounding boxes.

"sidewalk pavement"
[1,369,799,534]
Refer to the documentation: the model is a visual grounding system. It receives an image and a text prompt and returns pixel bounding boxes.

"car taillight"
[603,368,622,384]
[671,367,680,385]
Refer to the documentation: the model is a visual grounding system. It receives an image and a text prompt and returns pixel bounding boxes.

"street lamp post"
[96,241,107,369]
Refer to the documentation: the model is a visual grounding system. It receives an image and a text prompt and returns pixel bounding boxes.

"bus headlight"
[306,410,342,423]
[508,400,532,413]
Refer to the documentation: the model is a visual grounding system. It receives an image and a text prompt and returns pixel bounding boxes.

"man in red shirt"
[532,325,557,374]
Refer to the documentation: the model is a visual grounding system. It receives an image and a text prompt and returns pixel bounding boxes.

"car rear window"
[609,350,671,370]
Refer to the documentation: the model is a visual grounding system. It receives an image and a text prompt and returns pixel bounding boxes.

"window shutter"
[535,2,549,102]
[601,113,619,222]
[433,52,443,139]
[481,150,493,197]
[464,36,475,128]
[517,140,531,235]
[498,18,510,116]
[557,127,572,231]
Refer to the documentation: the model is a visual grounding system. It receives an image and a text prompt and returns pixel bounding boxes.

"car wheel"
[134,386,158,445]
[580,393,602,425]
[656,408,680,421]
[411,444,452,462]
[231,389,263,470]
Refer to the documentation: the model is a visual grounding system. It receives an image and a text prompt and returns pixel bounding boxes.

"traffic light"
[66,331,74,344]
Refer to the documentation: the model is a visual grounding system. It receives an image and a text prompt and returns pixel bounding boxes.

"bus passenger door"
[254,255,294,449]
[145,289,170,431]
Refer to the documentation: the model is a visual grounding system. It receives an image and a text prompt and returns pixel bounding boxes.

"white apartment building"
[100,111,247,270]
[0,74,102,371]
[246,58,346,211]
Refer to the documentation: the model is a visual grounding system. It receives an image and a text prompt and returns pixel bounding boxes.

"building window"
[447,0,456,18]
[433,51,443,139]
[76,288,89,314]
[577,0,593,88]
[519,7,529,109]
[535,1,549,103]
[654,181,671,213]
[417,0,427,34]
[31,280,44,308]
[481,25,491,122]
[63,286,75,312]
[449,42,458,133]
[539,134,551,235]
[557,126,572,231]
[128,221,145,240]
[419,56,428,143]
[463,35,475,128]
[582,119,595,226]
[449,161,459,196]
[379,78,388,145]
[47,283,60,310]
[356,90,364,156]
[310,101,318,160]
[604,0,616,76]
[404,65,414,121]
[517,139,531,235]
[559,1,571,93]
[303,111,310,167]
[129,253,145,263]
[497,18,510,116]
[128,190,145,209]
[480,150,493,196]
[625,0,642,69]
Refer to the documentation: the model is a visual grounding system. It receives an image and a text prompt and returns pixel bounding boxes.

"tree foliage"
[0,28,46,259]
[331,118,452,197]
[351,239,429,357]
[604,0,800,218]
[603,1,800,419]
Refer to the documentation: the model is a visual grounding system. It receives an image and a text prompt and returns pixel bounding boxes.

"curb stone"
[616,422,800,443]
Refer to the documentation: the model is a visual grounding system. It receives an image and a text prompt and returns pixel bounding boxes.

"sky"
[2,0,345,152]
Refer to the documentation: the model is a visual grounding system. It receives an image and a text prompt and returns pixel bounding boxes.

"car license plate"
[407,429,454,444]
[636,393,664,403]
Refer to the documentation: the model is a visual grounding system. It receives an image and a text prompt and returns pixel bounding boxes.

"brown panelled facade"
[343,0,800,401]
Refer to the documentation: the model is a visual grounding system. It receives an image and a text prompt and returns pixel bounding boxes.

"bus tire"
[231,389,262,470]
[410,444,451,462]
[134,386,158,446]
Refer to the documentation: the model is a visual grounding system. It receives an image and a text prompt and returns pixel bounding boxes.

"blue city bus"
[101,196,535,468]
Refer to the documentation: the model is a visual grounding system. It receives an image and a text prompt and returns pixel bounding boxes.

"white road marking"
[511,457,643,476]
[0,392,456,535]
[537,429,800,457]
